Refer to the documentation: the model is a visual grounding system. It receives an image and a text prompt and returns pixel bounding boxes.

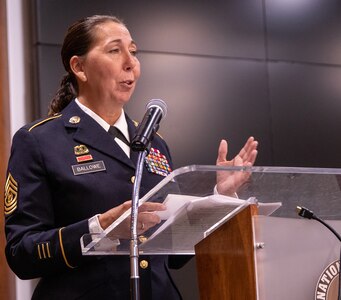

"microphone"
[131,99,167,152]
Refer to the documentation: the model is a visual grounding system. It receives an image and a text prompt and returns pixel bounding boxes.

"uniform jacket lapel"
[61,101,136,170]
[127,116,139,167]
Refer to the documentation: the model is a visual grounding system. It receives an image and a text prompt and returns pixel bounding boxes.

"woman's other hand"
[216,137,258,196]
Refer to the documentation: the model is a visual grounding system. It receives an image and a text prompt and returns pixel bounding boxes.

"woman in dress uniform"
[4,15,258,299]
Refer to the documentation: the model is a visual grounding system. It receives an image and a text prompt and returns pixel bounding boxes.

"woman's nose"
[123,52,137,71]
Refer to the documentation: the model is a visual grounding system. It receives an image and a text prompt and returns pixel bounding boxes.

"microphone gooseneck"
[129,99,167,300]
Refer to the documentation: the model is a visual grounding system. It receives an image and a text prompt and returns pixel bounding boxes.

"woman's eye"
[130,50,138,56]
[109,48,119,53]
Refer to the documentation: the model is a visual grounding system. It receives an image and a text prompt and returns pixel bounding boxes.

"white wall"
[6,0,37,298]
[6,0,27,135]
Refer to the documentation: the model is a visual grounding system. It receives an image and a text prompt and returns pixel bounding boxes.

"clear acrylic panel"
[81,165,341,256]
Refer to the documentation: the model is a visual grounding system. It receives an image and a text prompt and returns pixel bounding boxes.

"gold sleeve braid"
[58,228,76,269]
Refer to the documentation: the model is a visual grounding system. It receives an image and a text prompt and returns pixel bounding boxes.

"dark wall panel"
[270,62,341,167]
[36,45,63,114]
[34,0,265,59]
[266,0,341,65]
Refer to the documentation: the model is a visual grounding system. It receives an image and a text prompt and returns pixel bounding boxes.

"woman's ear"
[70,56,87,82]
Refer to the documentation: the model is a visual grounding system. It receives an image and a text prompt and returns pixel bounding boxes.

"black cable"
[297,206,341,241]
[297,206,341,300]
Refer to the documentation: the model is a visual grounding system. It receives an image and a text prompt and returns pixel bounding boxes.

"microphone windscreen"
[146,99,167,118]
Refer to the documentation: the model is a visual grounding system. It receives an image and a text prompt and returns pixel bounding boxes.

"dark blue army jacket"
[4,100,182,299]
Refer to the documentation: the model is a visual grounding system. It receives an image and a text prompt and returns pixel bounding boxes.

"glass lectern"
[80,165,341,299]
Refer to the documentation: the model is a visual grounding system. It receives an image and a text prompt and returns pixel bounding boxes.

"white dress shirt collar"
[75,98,130,157]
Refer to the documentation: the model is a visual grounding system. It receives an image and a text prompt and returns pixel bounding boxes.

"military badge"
[74,145,89,156]
[145,148,172,177]
[4,173,18,215]
[76,154,93,163]
[74,145,94,163]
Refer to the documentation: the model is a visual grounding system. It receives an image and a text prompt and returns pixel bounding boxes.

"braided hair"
[48,15,124,116]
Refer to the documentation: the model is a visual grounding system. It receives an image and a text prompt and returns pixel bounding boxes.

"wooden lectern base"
[195,205,258,300]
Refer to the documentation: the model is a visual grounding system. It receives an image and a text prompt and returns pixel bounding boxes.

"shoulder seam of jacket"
[28,114,62,132]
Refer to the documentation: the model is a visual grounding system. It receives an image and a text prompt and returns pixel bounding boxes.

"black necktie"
[108,126,130,147]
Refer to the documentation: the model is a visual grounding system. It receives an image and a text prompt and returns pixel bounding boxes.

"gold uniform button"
[131,176,135,184]
[140,260,148,269]
[139,235,148,243]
